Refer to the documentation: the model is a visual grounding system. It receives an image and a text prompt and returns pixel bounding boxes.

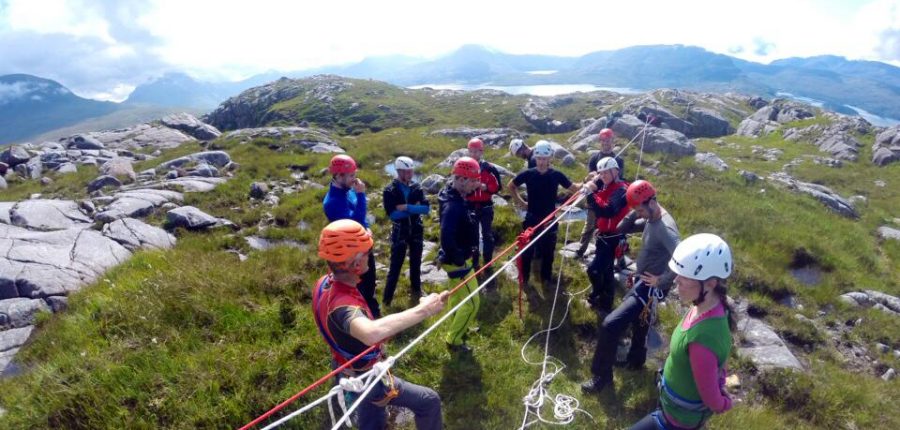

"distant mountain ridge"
[130,44,900,121]
[0,74,118,143]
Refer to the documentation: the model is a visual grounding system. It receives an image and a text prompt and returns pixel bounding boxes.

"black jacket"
[437,185,478,266]
[383,179,428,232]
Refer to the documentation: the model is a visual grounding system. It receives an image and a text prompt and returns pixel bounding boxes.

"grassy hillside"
[0,112,898,429]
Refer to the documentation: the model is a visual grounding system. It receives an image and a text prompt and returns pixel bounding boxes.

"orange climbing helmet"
[318,219,373,262]
[467,137,484,151]
[329,154,357,175]
[452,156,481,179]
[626,180,657,208]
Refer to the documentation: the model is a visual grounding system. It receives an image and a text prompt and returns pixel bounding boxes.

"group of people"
[311,129,737,429]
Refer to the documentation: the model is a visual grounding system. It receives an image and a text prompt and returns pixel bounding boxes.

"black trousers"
[384,227,424,304]
[590,283,654,381]
[587,234,623,313]
[359,252,380,318]
[519,222,558,286]
[472,205,495,269]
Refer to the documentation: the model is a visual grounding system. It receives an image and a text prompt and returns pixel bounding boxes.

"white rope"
[518,210,594,429]
[327,195,590,429]
[633,117,650,182]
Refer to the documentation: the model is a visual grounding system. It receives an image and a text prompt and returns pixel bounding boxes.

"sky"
[0,0,898,102]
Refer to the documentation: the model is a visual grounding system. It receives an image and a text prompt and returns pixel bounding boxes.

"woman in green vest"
[630,233,736,430]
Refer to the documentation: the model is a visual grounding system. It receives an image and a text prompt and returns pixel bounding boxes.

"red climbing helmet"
[452,156,481,179]
[467,138,484,151]
[598,128,614,141]
[626,180,657,208]
[329,154,357,175]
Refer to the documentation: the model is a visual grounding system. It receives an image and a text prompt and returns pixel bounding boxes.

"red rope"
[240,191,582,429]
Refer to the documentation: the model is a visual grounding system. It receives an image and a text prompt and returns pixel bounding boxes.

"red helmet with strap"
[329,154,357,175]
[626,179,657,208]
[452,156,481,179]
[467,137,484,151]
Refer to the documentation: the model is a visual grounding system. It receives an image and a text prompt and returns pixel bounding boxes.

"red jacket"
[312,275,383,371]
[466,161,501,205]
[591,181,630,234]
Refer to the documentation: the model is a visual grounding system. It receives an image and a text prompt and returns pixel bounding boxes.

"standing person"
[630,234,735,430]
[582,157,630,313]
[323,154,381,318]
[437,157,483,352]
[465,138,502,287]
[582,180,680,394]
[509,138,537,170]
[577,128,626,259]
[313,219,447,430]
[382,156,430,307]
[507,140,581,290]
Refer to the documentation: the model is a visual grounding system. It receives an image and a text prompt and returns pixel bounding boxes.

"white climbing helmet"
[509,138,525,156]
[668,233,733,281]
[532,140,554,158]
[394,156,415,171]
[596,156,619,173]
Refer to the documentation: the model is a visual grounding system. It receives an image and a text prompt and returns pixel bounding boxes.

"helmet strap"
[692,284,708,306]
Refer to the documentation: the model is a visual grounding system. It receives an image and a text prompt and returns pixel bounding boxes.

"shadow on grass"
[439,350,487,430]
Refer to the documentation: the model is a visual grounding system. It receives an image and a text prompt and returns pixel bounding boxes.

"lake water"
[408,83,644,96]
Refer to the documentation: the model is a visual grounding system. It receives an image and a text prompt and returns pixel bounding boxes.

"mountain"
[0,74,118,143]
[125,72,283,110]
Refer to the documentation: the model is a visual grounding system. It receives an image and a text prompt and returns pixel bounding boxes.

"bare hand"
[420,292,449,316]
[639,272,660,287]
[397,204,408,212]
[352,179,366,193]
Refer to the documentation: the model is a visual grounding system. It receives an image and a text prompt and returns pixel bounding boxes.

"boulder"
[739,170,760,183]
[190,151,231,168]
[0,326,33,353]
[166,206,219,230]
[520,99,576,133]
[250,182,269,199]
[66,134,105,150]
[94,198,155,223]
[872,125,900,166]
[437,148,469,169]
[0,146,31,167]
[877,226,900,241]
[840,290,900,316]
[610,115,696,156]
[87,175,123,192]
[191,163,219,177]
[568,117,609,144]
[421,174,446,195]
[75,123,193,151]
[9,200,92,231]
[736,316,803,370]
[695,152,729,171]
[56,162,78,174]
[22,157,42,179]
[767,172,857,218]
[100,158,136,183]
[0,298,49,330]
[159,113,222,140]
[102,218,176,251]
[686,107,733,138]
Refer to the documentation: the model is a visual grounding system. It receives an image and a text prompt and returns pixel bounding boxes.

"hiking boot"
[580,376,610,394]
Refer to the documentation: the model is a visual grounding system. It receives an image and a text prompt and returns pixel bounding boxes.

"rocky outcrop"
[737,100,816,138]
[224,127,343,153]
[159,113,221,140]
[877,226,900,241]
[767,172,857,218]
[873,125,900,166]
[430,128,526,146]
[102,218,176,251]
[610,115,696,156]
[9,200,92,231]
[100,158,137,183]
[93,189,183,223]
[840,290,900,316]
[75,123,194,151]
[781,114,869,161]
[0,146,31,167]
[420,174,446,195]
[616,89,747,138]
[520,99,576,134]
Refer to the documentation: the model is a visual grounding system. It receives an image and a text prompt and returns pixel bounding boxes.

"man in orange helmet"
[437,157,483,353]
[323,154,381,317]
[313,219,447,430]
[582,180,681,395]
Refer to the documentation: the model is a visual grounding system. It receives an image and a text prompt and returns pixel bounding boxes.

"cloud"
[877,28,900,61]
[752,38,776,56]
